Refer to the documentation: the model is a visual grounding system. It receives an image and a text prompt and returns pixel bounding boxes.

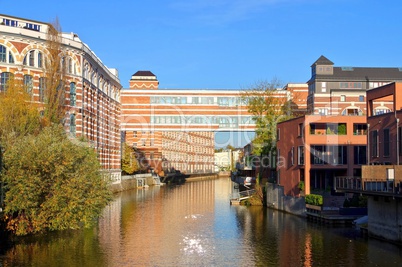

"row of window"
[0,72,76,105]
[2,18,41,31]
[1,45,77,75]
[281,145,367,166]
[150,96,247,106]
[316,106,389,116]
[151,116,254,126]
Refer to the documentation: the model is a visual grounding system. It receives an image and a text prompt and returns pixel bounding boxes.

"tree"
[42,17,68,126]
[121,143,140,175]
[241,79,294,156]
[0,77,41,143]
[2,126,112,235]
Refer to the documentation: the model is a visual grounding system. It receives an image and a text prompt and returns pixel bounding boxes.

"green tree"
[121,143,140,175]
[242,79,294,156]
[2,126,112,235]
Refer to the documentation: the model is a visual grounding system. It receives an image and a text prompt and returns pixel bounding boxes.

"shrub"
[2,126,112,235]
[305,194,323,206]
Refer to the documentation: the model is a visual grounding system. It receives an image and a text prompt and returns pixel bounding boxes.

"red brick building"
[366,82,402,165]
[121,72,308,175]
[0,14,122,182]
[277,56,402,197]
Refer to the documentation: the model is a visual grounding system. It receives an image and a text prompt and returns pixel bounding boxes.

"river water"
[0,177,401,266]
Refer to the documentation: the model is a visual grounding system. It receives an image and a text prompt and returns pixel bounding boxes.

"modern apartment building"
[121,71,308,175]
[0,14,122,182]
[277,115,367,196]
[277,56,402,196]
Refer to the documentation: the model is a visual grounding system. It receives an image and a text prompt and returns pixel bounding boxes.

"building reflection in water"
[95,178,402,266]
[2,178,402,266]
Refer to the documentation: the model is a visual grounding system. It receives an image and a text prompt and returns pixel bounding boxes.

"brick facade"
[0,14,122,182]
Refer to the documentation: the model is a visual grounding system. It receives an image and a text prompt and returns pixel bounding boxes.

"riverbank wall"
[110,173,219,193]
[265,182,306,217]
[110,174,155,193]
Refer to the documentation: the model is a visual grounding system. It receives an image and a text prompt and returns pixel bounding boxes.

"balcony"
[334,176,402,197]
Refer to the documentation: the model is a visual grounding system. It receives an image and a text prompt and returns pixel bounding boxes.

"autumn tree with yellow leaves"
[0,18,112,236]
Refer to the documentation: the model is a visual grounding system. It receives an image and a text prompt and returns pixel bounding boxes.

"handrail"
[334,176,401,195]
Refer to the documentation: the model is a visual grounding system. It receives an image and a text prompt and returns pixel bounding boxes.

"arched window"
[23,50,43,67]
[0,44,15,63]
[70,82,76,106]
[374,107,391,115]
[39,77,46,102]
[0,72,13,92]
[342,107,362,116]
[23,74,33,94]
[70,114,76,136]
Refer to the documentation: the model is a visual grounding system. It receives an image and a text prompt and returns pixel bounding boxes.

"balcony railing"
[334,176,402,196]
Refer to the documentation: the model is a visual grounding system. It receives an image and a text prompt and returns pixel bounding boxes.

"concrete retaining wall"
[266,182,306,217]
[368,196,402,244]
[110,174,154,193]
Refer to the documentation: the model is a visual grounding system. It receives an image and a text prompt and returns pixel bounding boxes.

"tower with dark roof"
[129,70,159,89]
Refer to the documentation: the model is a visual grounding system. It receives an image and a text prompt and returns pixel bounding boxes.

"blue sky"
[2,0,402,147]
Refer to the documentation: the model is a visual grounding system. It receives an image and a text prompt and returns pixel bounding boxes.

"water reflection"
[1,178,402,266]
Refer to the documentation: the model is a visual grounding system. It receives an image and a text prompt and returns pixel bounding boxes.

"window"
[0,44,14,63]
[353,124,367,135]
[133,142,137,148]
[291,147,294,165]
[340,95,346,102]
[29,50,35,66]
[23,75,33,94]
[317,108,328,115]
[0,72,13,92]
[383,129,390,157]
[70,114,76,136]
[70,82,76,106]
[371,130,378,157]
[39,77,46,102]
[277,149,280,166]
[23,50,43,67]
[150,152,154,159]
[340,82,362,89]
[321,82,326,92]
[342,107,362,116]
[68,58,73,74]
[310,145,347,165]
[150,139,154,146]
[0,45,6,62]
[359,95,364,102]
[141,139,146,146]
[298,123,303,137]
[133,131,137,137]
[38,52,43,68]
[374,107,390,115]
[298,146,304,165]
[354,146,367,165]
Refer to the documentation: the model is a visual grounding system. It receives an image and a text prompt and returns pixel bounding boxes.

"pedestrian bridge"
[121,89,257,132]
